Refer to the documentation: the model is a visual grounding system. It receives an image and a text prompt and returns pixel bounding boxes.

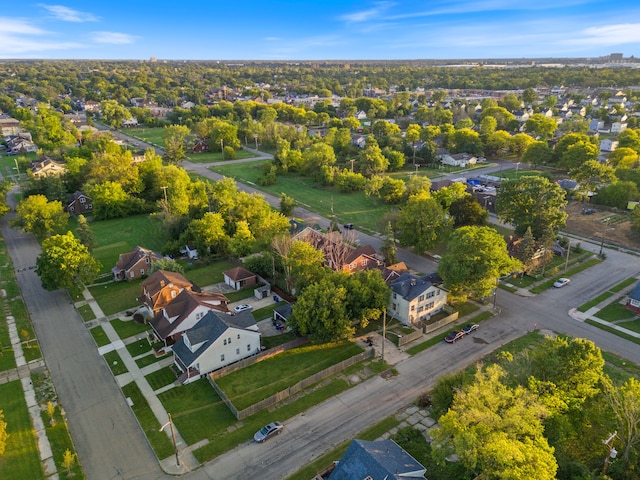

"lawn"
[81,214,167,275]
[578,291,614,313]
[121,382,175,460]
[89,325,111,347]
[0,346,17,372]
[76,303,96,322]
[121,127,165,146]
[586,319,640,346]
[89,281,141,316]
[214,342,363,410]
[42,407,85,479]
[103,350,129,375]
[261,331,298,350]
[136,352,168,369]
[111,318,150,340]
[145,366,177,391]
[185,149,256,163]
[617,318,640,334]
[183,259,235,287]
[209,161,393,234]
[595,302,637,322]
[251,301,287,321]
[0,381,44,480]
[126,338,152,357]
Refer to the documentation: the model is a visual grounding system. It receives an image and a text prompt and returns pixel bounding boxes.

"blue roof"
[390,272,442,302]
[171,310,230,368]
[329,439,426,480]
[629,282,640,301]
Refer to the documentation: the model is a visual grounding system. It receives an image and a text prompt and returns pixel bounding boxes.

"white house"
[438,152,477,168]
[388,273,448,326]
[611,122,628,133]
[171,310,261,383]
[600,138,619,152]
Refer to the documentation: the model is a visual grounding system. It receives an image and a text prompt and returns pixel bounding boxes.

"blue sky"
[2,1,640,60]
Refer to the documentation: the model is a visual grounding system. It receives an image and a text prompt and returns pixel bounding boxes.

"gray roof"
[390,272,442,302]
[274,303,293,320]
[329,439,426,480]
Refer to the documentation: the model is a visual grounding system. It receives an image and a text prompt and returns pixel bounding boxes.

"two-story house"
[150,288,231,347]
[29,157,66,177]
[388,273,448,326]
[171,309,261,384]
[66,191,93,215]
[112,246,162,282]
[138,269,205,316]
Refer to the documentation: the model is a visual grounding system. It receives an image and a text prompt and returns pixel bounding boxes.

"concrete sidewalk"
[80,288,201,475]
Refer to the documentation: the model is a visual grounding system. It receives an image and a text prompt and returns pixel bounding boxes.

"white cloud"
[339,1,396,23]
[568,23,640,46]
[0,16,83,56]
[0,17,47,35]
[40,4,98,22]
[92,31,136,44]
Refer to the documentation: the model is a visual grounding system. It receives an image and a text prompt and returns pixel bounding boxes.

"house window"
[418,306,424,313]
[196,312,203,320]
[410,305,415,311]
[236,348,240,355]
[220,354,225,362]
[350,263,355,270]
[228,337,231,344]
[130,271,135,278]
[361,259,366,266]
[247,344,251,351]
[392,303,397,311]
[223,339,227,345]
[145,257,150,264]
[237,334,240,339]
[80,197,86,203]
[418,295,425,302]
[140,269,144,276]
[426,301,434,310]
[437,289,440,295]
[393,293,397,300]
[171,291,176,298]
[427,291,435,299]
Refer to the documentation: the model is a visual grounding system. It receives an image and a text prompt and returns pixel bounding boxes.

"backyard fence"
[422,311,459,334]
[211,347,375,420]
[397,328,424,347]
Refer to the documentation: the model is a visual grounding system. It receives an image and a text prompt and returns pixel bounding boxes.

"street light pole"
[160,413,180,466]
[602,431,618,475]
[220,138,224,160]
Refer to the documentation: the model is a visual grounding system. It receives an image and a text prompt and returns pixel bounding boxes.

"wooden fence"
[212,348,375,420]
[423,311,459,334]
[397,328,424,347]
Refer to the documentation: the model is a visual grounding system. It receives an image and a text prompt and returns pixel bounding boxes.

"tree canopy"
[11,194,68,240]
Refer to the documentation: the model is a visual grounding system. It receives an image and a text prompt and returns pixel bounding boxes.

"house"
[0,117,21,136]
[354,110,367,120]
[557,179,579,191]
[7,135,38,155]
[112,246,162,282]
[150,288,232,347]
[273,303,293,325]
[625,283,640,315]
[192,139,208,152]
[121,117,138,128]
[172,309,261,384]
[66,191,93,215]
[600,138,619,152]
[590,119,605,131]
[389,272,448,326]
[293,227,383,273]
[138,269,200,316]
[181,244,198,260]
[328,439,426,480]
[437,150,477,168]
[507,235,547,273]
[611,122,628,134]
[30,157,66,177]
[223,266,257,291]
[379,262,409,284]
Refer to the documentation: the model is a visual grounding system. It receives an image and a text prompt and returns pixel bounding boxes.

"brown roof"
[115,246,162,272]
[223,266,256,281]
[139,270,194,313]
[150,289,229,340]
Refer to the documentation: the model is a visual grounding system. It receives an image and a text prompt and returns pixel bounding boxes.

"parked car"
[254,421,283,442]
[343,223,354,230]
[234,304,252,313]
[462,323,480,334]
[553,278,571,288]
[582,208,595,215]
[445,330,465,343]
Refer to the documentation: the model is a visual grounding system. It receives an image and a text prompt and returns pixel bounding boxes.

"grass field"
[0,152,37,180]
[209,161,393,234]
[89,281,141,316]
[185,149,256,163]
[42,408,85,479]
[103,350,128,376]
[111,318,150,340]
[0,381,44,480]
[121,127,165,147]
[82,214,167,275]
[89,325,110,347]
[214,342,363,410]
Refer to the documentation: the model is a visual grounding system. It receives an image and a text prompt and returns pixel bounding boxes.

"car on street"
[234,304,252,313]
[343,223,355,230]
[553,278,571,288]
[444,330,465,343]
[254,421,283,442]
[462,323,480,334]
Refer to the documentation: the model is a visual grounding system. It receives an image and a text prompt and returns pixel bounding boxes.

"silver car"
[254,421,283,443]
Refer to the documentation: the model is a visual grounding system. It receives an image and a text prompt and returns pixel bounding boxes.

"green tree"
[279,193,296,217]
[381,222,397,265]
[480,115,497,136]
[432,182,468,210]
[357,137,389,177]
[149,258,185,275]
[449,196,488,227]
[570,160,615,198]
[496,176,568,239]
[187,212,229,256]
[36,232,101,293]
[617,128,640,153]
[593,181,640,209]
[448,128,483,155]
[290,277,351,343]
[228,220,256,258]
[432,364,557,480]
[397,193,449,254]
[608,147,639,169]
[509,133,535,159]
[483,130,511,158]
[560,140,600,170]
[522,141,554,167]
[75,214,96,251]
[524,114,558,140]
[406,123,421,165]
[12,194,68,240]
[163,124,193,164]
[338,270,390,329]
[605,377,640,462]
[439,226,522,299]
[0,180,11,217]
[87,182,132,220]
[62,448,76,475]
[100,100,130,128]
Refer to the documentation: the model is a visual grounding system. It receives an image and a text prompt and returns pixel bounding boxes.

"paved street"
[3,133,640,479]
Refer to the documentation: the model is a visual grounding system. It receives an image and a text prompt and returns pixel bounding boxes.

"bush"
[429,371,466,419]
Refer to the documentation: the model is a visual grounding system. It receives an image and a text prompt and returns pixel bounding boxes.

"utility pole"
[350,159,355,172]
[220,138,224,160]
[564,240,571,272]
[602,431,618,475]
[160,413,180,466]
[382,309,386,364]
[160,185,168,204]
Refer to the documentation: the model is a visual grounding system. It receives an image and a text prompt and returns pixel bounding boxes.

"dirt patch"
[564,201,640,251]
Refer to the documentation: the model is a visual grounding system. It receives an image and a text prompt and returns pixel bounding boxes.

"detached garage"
[223,266,257,291]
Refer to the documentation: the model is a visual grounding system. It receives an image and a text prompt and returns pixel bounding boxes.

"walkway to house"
[2,292,58,478]
[78,288,201,475]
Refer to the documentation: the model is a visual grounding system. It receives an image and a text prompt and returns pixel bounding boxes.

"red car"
[445,330,465,343]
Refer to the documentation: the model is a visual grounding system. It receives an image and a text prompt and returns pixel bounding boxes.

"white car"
[553,278,571,288]
[234,304,252,313]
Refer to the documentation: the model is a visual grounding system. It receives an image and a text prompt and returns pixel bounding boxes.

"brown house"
[293,227,383,273]
[150,288,231,347]
[138,270,197,316]
[112,246,162,282]
[66,191,93,215]
[30,157,66,178]
[223,266,257,291]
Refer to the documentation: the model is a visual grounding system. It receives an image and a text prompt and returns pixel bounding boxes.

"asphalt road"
[4,128,640,479]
